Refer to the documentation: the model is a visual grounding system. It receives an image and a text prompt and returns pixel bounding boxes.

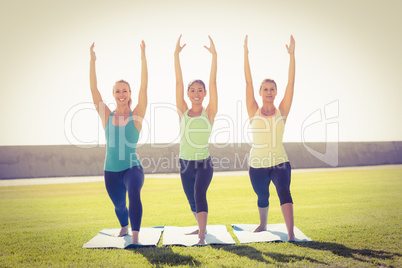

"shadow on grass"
[294,241,401,264]
[131,246,200,267]
[213,244,326,265]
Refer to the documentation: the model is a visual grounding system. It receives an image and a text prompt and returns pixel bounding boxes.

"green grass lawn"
[0,167,401,267]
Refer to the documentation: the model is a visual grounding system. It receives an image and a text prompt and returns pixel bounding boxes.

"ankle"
[132,231,139,244]
[288,231,295,240]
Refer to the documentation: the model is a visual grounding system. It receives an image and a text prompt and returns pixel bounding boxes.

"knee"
[127,187,141,198]
[194,192,208,213]
[189,201,196,212]
[127,180,143,198]
[255,189,269,207]
[277,188,293,205]
[194,189,207,204]
[114,202,127,211]
[195,195,207,207]
[257,198,269,208]
[110,195,127,210]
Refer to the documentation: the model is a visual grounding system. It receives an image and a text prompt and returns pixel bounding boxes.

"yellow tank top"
[249,108,288,168]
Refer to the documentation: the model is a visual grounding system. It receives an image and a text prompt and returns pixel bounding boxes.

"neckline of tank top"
[258,108,278,119]
[185,108,205,118]
[111,110,133,127]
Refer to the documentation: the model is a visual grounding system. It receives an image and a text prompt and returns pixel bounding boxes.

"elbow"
[245,80,253,87]
[287,82,295,89]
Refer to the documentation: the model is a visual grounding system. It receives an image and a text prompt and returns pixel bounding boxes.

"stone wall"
[1,142,401,179]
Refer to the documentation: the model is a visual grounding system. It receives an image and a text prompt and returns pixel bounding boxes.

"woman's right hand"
[174,35,186,55]
[90,42,96,61]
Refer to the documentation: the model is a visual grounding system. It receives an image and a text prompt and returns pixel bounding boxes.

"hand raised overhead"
[204,35,217,55]
[140,40,146,52]
[90,42,96,60]
[244,35,249,54]
[286,35,295,55]
[175,34,186,55]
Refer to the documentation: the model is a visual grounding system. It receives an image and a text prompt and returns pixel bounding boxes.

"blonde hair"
[114,80,132,109]
[260,78,277,91]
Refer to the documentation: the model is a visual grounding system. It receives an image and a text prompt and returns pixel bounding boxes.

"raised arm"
[89,43,110,129]
[244,35,258,120]
[174,35,188,118]
[204,36,218,123]
[133,40,148,127]
[279,35,295,123]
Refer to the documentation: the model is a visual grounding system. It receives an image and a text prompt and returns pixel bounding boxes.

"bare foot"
[186,229,207,235]
[197,236,206,245]
[253,225,266,232]
[117,226,129,237]
[185,229,199,235]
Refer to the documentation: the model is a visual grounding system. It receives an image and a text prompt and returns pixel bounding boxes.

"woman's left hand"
[204,35,217,55]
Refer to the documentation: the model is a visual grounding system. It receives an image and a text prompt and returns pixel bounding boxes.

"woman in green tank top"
[174,34,218,245]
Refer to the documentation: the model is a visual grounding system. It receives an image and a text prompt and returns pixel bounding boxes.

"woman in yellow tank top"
[244,35,296,241]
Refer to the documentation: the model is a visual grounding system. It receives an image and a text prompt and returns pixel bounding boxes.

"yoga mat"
[83,227,164,249]
[162,225,236,247]
[231,223,312,243]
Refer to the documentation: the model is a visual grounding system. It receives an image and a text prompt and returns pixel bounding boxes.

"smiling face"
[113,81,132,107]
[259,81,277,103]
[187,82,207,105]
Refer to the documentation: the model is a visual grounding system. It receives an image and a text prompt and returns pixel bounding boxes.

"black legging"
[180,157,213,213]
[249,162,293,208]
[104,165,144,231]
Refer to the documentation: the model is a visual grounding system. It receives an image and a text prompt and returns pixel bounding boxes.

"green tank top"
[179,108,212,160]
[104,111,141,172]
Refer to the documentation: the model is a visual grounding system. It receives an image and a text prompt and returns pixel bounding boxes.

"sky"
[0,0,401,146]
